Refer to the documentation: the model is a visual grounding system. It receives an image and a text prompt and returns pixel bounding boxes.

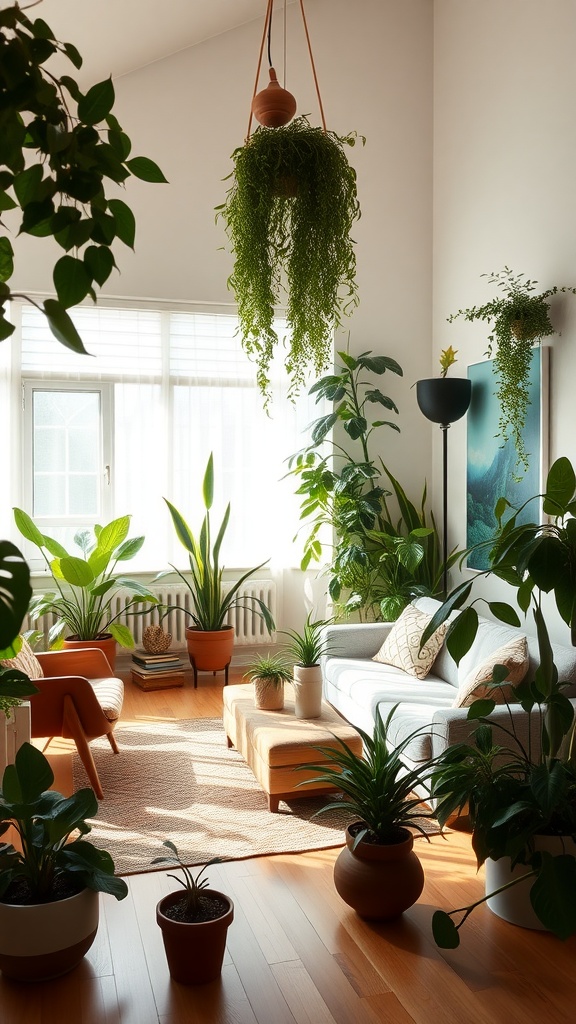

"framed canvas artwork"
[466,347,549,571]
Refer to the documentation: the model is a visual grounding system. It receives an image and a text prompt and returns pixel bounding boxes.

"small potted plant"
[279,614,333,719]
[0,741,128,982]
[217,116,363,405]
[161,454,275,682]
[13,510,159,669]
[447,267,576,476]
[298,706,438,920]
[243,653,292,711]
[153,841,233,985]
[415,346,472,426]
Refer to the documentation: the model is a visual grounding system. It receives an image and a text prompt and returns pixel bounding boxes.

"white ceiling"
[40,0,275,82]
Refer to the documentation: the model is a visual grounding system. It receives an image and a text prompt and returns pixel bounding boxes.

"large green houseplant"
[13,509,159,659]
[218,116,363,404]
[447,268,576,477]
[0,541,38,714]
[0,2,166,354]
[419,456,576,947]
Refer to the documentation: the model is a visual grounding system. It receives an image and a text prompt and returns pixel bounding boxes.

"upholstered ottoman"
[222,683,363,812]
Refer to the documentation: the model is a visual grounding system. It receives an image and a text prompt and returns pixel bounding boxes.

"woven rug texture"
[72,717,440,875]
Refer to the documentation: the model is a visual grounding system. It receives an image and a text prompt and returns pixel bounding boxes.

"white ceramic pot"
[0,887,99,982]
[485,835,576,931]
[293,665,323,719]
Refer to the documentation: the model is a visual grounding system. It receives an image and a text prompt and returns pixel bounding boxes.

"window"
[5,301,326,574]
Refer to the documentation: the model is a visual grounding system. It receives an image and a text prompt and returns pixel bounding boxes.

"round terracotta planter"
[63,634,117,671]
[485,835,576,931]
[156,889,234,985]
[251,67,297,127]
[333,825,424,921]
[185,625,234,673]
[293,665,323,719]
[253,677,285,711]
[0,887,99,982]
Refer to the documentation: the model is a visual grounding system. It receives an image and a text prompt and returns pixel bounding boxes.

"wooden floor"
[1,660,575,1024]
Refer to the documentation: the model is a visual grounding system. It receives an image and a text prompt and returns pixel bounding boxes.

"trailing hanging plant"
[448,267,576,478]
[217,115,363,404]
[0,1,166,353]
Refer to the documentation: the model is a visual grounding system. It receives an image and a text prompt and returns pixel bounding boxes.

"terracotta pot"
[333,824,424,920]
[185,625,234,672]
[293,665,323,719]
[63,634,117,672]
[415,377,472,426]
[485,835,576,930]
[0,887,99,982]
[251,67,297,128]
[156,889,234,985]
[253,677,285,711]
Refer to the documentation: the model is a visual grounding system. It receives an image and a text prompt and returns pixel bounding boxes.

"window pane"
[69,475,99,515]
[32,390,101,519]
[34,474,66,517]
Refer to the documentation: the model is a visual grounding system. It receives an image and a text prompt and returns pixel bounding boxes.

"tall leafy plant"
[218,116,363,403]
[0,2,166,352]
[0,540,38,713]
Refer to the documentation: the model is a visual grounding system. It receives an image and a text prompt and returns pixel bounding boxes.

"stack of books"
[131,650,186,691]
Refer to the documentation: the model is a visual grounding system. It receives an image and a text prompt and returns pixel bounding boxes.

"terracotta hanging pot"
[293,664,323,719]
[63,634,117,671]
[416,377,472,426]
[333,824,425,920]
[251,67,297,128]
[156,889,234,985]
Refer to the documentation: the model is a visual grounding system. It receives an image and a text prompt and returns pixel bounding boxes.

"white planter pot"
[0,887,99,982]
[293,665,323,719]
[485,835,576,931]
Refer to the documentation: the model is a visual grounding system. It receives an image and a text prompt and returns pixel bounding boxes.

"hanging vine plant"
[218,115,364,405]
[448,267,576,477]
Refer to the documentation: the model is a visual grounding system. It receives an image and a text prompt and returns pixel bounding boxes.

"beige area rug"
[72,717,441,876]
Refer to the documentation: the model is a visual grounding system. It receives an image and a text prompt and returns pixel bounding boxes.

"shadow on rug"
[72,717,441,875]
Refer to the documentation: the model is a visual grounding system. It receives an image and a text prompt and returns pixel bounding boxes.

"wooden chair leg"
[106,731,119,754]
[62,695,104,800]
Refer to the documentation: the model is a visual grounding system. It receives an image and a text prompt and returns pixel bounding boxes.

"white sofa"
[321,597,576,774]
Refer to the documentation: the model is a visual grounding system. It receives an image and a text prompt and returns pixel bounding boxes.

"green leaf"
[13,508,45,547]
[432,910,460,949]
[0,314,15,340]
[108,199,135,248]
[487,602,521,627]
[0,541,32,649]
[84,245,115,287]
[0,237,14,282]
[0,192,17,212]
[43,299,89,354]
[125,156,168,183]
[358,355,403,376]
[77,78,115,126]
[338,351,357,370]
[13,165,44,206]
[543,457,576,515]
[62,41,83,70]
[531,853,576,939]
[55,556,95,587]
[53,255,92,308]
[108,623,134,648]
[98,516,130,553]
[446,606,478,665]
[527,536,567,592]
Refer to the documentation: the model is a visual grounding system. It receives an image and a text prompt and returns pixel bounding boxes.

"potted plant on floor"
[0,741,128,982]
[447,267,576,477]
[161,453,275,684]
[279,614,333,719]
[298,706,439,920]
[419,456,576,947]
[217,116,363,405]
[153,841,233,985]
[243,653,292,711]
[13,510,159,669]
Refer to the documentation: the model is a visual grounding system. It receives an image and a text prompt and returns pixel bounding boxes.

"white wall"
[434,0,576,643]
[10,0,434,630]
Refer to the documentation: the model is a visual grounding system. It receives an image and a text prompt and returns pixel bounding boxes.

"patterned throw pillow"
[0,636,44,679]
[453,636,529,708]
[372,605,448,680]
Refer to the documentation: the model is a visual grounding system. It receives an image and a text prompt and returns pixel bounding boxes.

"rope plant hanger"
[218,0,364,406]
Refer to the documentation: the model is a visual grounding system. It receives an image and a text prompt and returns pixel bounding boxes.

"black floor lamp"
[416,377,472,597]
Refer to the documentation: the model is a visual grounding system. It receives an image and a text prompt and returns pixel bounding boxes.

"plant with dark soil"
[152,841,225,922]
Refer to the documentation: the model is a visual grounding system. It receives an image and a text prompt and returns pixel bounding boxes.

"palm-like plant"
[162,454,274,633]
[279,613,333,667]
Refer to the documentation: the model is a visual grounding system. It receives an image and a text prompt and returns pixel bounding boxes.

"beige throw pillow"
[0,636,44,679]
[453,636,529,708]
[372,605,448,680]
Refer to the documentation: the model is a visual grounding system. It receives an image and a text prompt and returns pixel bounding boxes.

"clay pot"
[63,634,117,672]
[293,665,323,719]
[251,67,297,128]
[0,887,99,982]
[485,835,576,930]
[156,889,234,985]
[185,625,234,673]
[333,824,424,920]
[253,677,285,711]
[416,377,472,426]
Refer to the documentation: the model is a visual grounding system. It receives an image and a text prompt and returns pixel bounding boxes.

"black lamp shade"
[416,377,472,426]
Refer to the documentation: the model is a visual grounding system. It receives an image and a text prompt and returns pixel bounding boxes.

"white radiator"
[25,580,277,650]
[0,703,31,773]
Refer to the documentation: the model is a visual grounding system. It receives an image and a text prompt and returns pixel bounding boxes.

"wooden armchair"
[33,648,124,800]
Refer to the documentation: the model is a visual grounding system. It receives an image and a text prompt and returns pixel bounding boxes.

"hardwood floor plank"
[271,960,337,1024]
[101,888,160,1024]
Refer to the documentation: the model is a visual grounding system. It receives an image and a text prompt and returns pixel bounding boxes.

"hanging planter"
[217,0,364,405]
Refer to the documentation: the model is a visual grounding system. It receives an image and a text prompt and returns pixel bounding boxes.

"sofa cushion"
[373,604,448,680]
[414,597,460,687]
[0,637,44,679]
[453,636,529,707]
[457,619,529,686]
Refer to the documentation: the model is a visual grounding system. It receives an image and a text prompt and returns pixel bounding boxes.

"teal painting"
[466,348,548,570]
